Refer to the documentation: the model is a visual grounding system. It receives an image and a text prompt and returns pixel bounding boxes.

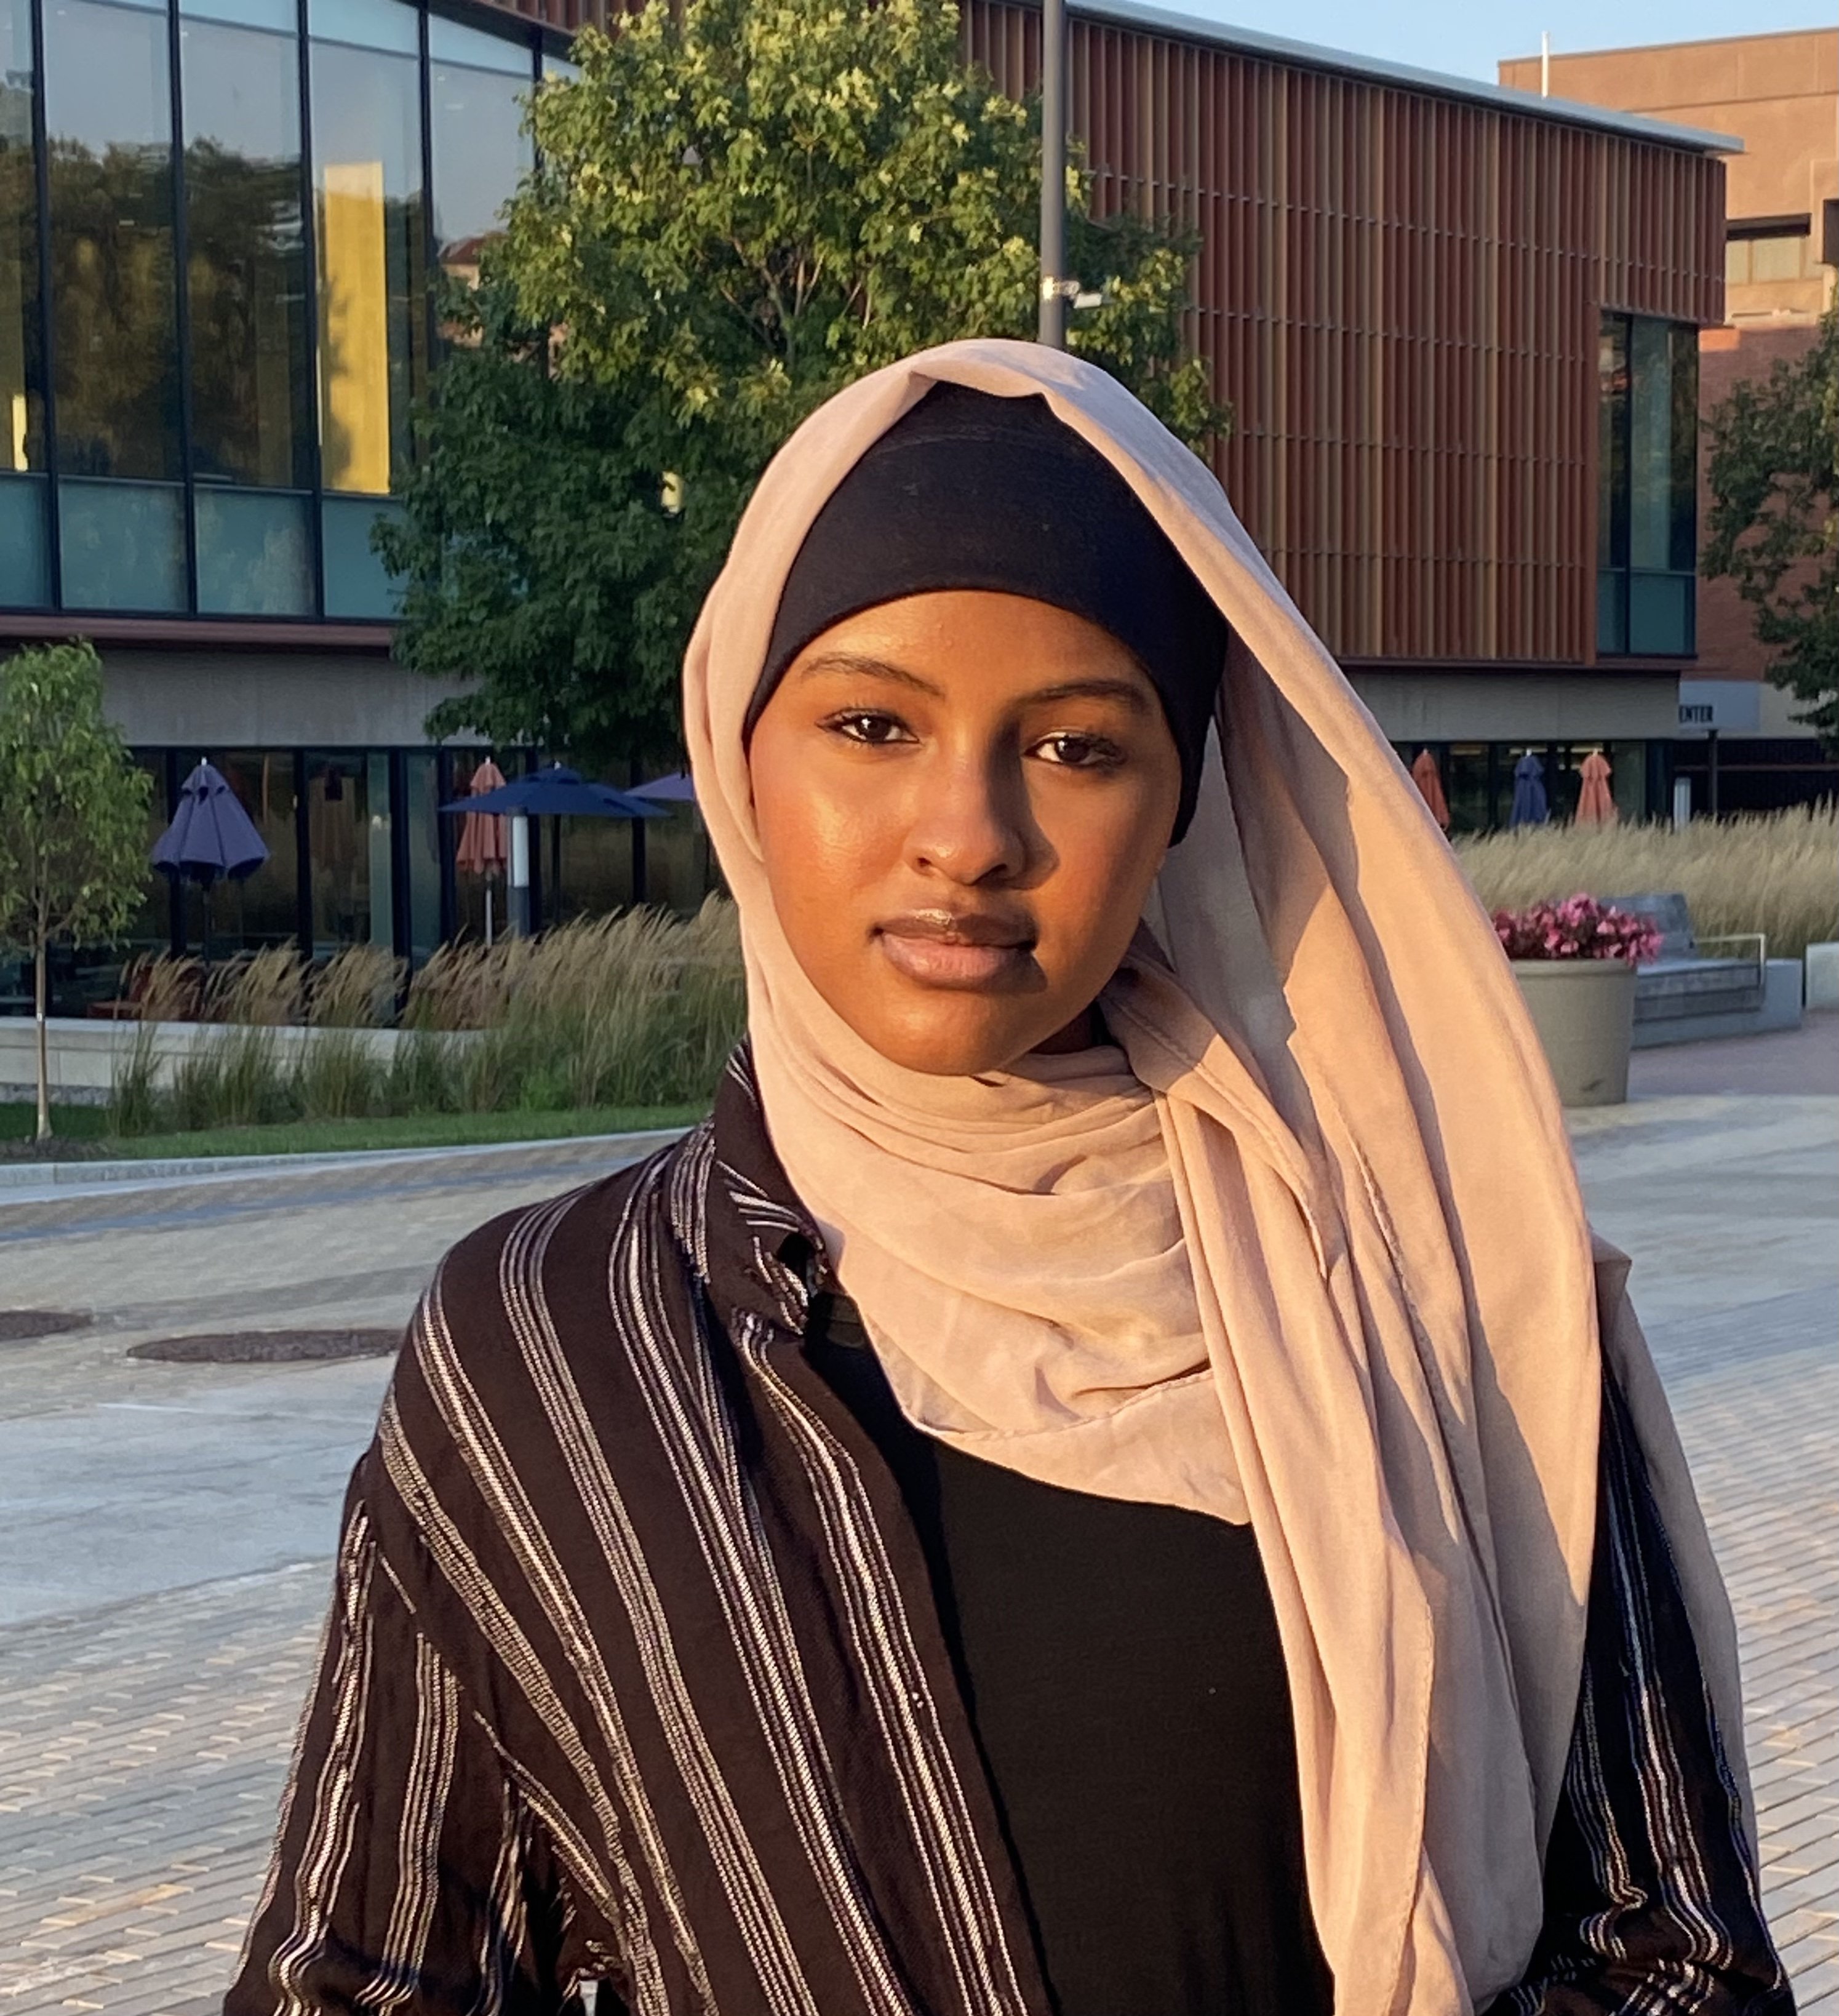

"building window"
[308,0,426,500]
[180,0,314,489]
[429,16,533,287]
[1597,312,1695,659]
[0,0,49,602]
[44,0,183,483]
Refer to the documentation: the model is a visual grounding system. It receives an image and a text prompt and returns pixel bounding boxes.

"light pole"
[1037,0,1067,349]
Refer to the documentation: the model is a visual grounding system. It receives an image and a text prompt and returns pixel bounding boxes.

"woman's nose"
[904,750,1031,886]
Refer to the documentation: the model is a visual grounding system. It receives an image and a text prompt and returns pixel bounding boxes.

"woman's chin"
[835,991,1059,1078]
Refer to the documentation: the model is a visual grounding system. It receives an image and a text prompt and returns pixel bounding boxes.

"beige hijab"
[684,339,1752,2015]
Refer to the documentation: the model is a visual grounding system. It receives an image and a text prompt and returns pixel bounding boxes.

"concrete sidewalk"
[1,1073,1834,2012]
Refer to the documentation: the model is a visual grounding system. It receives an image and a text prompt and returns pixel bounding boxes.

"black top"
[228,1050,1792,2016]
[806,1291,1334,2016]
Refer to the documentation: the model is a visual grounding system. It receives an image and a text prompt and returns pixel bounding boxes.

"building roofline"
[1071,0,1746,154]
[1501,22,1835,65]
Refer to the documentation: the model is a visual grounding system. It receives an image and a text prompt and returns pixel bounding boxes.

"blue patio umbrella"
[1509,751,1550,829]
[439,765,667,934]
[151,759,270,962]
[439,763,667,822]
[631,769,697,804]
[152,759,271,886]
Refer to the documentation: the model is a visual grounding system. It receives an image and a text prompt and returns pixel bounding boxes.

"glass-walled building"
[1,0,1733,1012]
[0,0,545,621]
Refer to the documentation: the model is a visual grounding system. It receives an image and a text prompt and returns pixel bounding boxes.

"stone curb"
[0,1126,691,1195]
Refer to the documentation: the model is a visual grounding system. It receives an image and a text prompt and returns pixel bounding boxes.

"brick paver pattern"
[1,1096,1834,2012]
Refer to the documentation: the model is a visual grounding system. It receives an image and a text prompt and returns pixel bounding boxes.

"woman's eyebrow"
[1021,678,1152,713]
[794,652,944,696]
[794,656,1151,714]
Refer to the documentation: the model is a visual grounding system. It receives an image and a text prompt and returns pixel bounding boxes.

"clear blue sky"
[1173,0,1837,87]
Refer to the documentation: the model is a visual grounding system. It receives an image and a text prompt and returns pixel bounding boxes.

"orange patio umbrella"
[455,757,509,943]
[1575,748,1618,827]
[1410,748,1450,829]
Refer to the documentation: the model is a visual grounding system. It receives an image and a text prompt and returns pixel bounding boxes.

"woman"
[229,343,1789,2016]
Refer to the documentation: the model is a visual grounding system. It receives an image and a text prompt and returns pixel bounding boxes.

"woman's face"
[749,590,1184,1075]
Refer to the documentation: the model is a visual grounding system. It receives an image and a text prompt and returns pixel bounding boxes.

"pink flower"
[1496,895,1655,963]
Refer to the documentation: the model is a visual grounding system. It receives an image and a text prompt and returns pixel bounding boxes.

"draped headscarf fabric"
[682,339,1750,2016]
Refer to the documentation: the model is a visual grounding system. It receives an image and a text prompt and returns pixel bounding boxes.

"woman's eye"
[1033,732,1122,770]
[825,711,912,746]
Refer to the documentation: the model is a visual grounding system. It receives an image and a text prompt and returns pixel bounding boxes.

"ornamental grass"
[106,901,747,1137]
[1451,805,1838,961]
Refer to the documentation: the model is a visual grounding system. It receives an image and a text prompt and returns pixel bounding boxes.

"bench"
[1606,892,1766,1024]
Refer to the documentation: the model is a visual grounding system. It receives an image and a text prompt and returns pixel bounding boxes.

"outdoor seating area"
[1603,892,1805,1048]
[1614,892,1767,1020]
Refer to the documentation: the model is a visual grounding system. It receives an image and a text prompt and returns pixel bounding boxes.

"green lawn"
[0,1103,704,1162]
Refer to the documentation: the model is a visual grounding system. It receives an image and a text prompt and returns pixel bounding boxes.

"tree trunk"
[34,939,50,1142]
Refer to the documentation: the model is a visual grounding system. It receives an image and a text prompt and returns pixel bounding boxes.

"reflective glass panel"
[182,0,292,26]
[121,750,176,960]
[431,57,533,277]
[1628,317,1673,574]
[182,15,313,489]
[0,472,49,602]
[0,0,45,476]
[311,33,426,493]
[402,750,444,965]
[429,15,531,73]
[321,491,405,617]
[196,486,314,612]
[366,749,394,949]
[1667,323,1697,575]
[1596,313,1628,574]
[308,0,416,54]
[1608,741,1646,823]
[44,0,181,480]
[1443,743,1490,836]
[1596,569,1627,657]
[306,750,372,947]
[213,750,300,946]
[58,476,186,609]
[1629,571,1692,658]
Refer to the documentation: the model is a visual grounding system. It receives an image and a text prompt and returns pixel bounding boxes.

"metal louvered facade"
[963,0,1727,673]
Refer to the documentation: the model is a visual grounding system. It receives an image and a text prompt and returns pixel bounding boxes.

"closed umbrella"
[454,758,509,946]
[1509,751,1549,830]
[151,758,271,961]
[1410,749,1450,830]
[1575,749,1618,827]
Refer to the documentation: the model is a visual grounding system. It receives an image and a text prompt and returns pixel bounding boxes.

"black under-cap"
[749,383,1227,844]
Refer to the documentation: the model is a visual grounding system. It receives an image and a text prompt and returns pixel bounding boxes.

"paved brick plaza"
[1,1050,1835,2014]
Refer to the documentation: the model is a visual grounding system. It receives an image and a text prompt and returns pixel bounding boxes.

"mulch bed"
[128,1327,402,1365]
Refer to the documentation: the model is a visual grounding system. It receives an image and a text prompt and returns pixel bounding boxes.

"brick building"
[1500,28,1839,814]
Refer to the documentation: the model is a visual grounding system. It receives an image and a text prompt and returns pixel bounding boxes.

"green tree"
[0,643,153,1142]
[1702,306,1838,749]
[380,0,1227,772]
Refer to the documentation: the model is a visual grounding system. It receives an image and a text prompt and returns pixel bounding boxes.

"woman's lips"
[874,914,1035,990]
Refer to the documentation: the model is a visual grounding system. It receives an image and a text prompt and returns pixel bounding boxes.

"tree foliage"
[1702,308,1838,749]
[381,0,1227,771]
[0,642,153,1138]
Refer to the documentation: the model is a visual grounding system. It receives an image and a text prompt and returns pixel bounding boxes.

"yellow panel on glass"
[319,159,391,495]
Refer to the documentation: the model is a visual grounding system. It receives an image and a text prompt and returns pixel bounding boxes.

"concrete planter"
[1511,958,1637,1108]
